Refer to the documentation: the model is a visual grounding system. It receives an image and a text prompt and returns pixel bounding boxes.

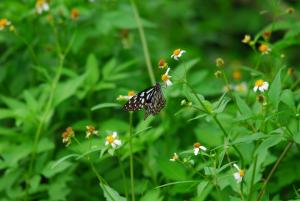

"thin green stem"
[129,112,135,201]
[129,0,156,85]
[256,141,293,201]
[73,137,115,201]
[185,82,244,167]
[25,53,64,201]
[248,155,258,201]
[117,155,129,201]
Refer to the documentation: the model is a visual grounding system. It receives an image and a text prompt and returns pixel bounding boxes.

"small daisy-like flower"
[36,0,49,15]
[105,131,122,149]
[232,70,241,80]
[234,82,248,93]
[70,8,80,20]
[86,125,98,138]
[0,18,11,31]
[233,163,245,183]
[158,59,168,69]
[258,44,271,55]
[117,90,135,101]
[171,48,186,60]
[215,57,224,67]
[161,68,172,87]
[61,127,75,146]
[170,153,179,162]
[193,142,207,156]
[241,34,251,44]
[253,79,269,92]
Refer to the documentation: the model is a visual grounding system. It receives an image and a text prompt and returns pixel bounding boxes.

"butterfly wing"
[144,83,166,119]
[123,83,166,120]
[122,85,155,112]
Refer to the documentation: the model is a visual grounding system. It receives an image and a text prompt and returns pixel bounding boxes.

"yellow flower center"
[161,74,169,81]
[239,170,245,177]
[36,0,45,7]
[193,142,201,148]
[0,18,8,27]
[255,79,264,87]
[128,91,135,96]
[232,70,241,80]
[259,44,269,52]
[173,49,181,56]
[106,135,115,144]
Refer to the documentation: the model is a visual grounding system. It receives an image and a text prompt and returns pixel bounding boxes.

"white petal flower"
[161,68,173,87]
[193,142,207,156]
[233,163,245,183]
[36,0,50,15]
[253,80,269,92]
[105,131,122,149]
[171,49,186,60]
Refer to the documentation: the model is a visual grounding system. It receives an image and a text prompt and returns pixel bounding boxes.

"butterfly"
[123,83,166,120]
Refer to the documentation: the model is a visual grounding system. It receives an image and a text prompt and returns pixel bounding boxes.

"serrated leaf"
[268,69,282,110]
[100,184,126,201]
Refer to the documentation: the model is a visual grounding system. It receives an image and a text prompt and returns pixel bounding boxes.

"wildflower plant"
[1,1,300,201]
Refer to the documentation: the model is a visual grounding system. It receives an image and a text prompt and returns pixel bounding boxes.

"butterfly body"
[123,83,166,119]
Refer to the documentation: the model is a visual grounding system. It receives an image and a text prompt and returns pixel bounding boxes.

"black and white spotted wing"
[123,83,166,120]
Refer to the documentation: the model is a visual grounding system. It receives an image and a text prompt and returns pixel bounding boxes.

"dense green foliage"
[1,0,300,200]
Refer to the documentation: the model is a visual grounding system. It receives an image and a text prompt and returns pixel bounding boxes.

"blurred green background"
[1,0,300,200]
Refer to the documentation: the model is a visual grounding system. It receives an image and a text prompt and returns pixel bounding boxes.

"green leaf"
[37,138,54,153]
[43,161,72,178]
[85,53,99,86]
[232,133,266,144]
[293,132,300,145]
[213,93,231,113]
[234,94,252,115]
[140,190,163,201]
[53,74,85,106]
[280,89,296,112]
[102,59,117,80]
[100,184,126,201]
[91,103,121,111]
[157,159,187,181]
[268,69,282,109]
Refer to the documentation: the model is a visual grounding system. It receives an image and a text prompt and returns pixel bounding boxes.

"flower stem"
[117,155,129,201]
[73,137,115,201]
[248,155,258,201]
[129,0,156,85]
[256,141,293,201]
[129,112,135,201]
[185,82,244,167]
